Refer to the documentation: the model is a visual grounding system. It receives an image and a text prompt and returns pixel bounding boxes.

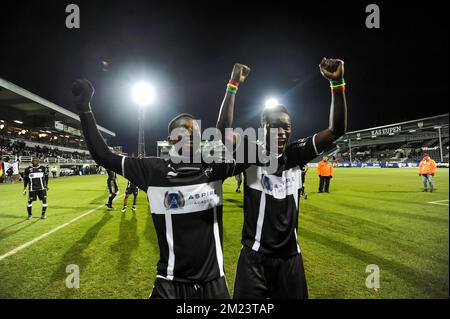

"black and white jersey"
[107,170,116,181]
[121,143,240,283]
[126,180,138,192]
[107,170,118,194]
[240,135,321,257]
[24,165,49,192]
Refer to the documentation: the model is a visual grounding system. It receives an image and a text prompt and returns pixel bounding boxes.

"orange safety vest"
[418,159,437,175]
[318,161,333,176]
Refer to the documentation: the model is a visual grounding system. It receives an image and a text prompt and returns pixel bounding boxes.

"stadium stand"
[315,114,449,167]
[0,78,117,182]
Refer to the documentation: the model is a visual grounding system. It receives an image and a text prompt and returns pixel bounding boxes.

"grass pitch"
[0,169,448,298]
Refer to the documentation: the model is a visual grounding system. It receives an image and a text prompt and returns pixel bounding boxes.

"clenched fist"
[230,63,251,83]
[319,58,344,81]
[72,79,95,114]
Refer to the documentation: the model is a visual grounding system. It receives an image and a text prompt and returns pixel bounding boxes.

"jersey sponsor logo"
[164,191,185,209]
[29,172,44,179]
[204,167,213,178]
[148,181,223,214]
[247,166,302,200]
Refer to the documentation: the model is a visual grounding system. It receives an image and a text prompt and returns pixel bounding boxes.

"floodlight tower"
[132,82,155,157]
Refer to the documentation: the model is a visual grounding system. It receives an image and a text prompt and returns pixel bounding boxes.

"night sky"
[1,0,448,155]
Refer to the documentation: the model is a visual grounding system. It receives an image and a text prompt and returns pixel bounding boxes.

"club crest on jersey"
[204,167,213,178]
[261,174,273,191]
[164,191,185,209]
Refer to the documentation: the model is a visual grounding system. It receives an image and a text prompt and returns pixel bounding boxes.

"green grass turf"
[0,169,448,298]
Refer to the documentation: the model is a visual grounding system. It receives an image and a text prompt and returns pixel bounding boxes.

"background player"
[235,173,242,193]
[216,57,347,299]
[121,179,138,212]
[23,157,49,220]
[300,164,308,199]
[106,169,118,210]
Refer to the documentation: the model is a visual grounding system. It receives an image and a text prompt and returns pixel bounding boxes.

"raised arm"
[314,58,348,152]
[216,63,251,145]
[71,80,122,174]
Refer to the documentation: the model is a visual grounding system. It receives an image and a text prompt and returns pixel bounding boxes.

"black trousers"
[150,276,230,299]
[319,176,331,192]
[233,246,308,299]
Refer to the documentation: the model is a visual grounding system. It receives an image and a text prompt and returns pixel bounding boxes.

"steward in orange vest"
[317,156,333,193]
[418,153,437,192]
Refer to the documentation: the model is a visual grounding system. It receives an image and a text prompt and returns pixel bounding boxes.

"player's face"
[32,158,39,166]
[263,111,292,154]
[169,117,201,154]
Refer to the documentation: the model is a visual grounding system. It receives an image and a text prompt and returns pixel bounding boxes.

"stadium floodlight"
[132,82,155,107]
[14,120,23,124]
[131,81,155,157]
[264,98,279,109]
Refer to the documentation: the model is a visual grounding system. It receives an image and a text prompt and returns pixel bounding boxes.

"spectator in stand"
[317,156,333,193]
[418,153,437,192]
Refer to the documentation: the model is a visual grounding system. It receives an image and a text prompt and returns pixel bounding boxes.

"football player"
[121,179,139,213]
[23,157,49,220]
[216,57,347,299]
[72,63,251,299]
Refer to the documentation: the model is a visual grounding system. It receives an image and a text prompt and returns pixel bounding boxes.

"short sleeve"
[286,134,322,167]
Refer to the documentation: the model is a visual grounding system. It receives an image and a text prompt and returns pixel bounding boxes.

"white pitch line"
[427,199,449,207]
[0,194,124,262]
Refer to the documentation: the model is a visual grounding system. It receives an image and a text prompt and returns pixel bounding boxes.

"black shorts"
[125,186,138,196]
[150,276,230,299]
[29,190,47,202]
[233,246,308,299]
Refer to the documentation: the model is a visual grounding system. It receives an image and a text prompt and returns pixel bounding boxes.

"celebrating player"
[216,57,347,299]
[71,63,250,299]
[23,157,49,220]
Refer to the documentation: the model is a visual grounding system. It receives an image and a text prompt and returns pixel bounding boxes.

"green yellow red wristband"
[330,78,345,93]
[331,86,346,93]
[330,79,345,87]
[227,80,239,94]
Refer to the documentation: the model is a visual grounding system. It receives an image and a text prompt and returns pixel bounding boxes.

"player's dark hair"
[168,113,195,133]
[260,104,291,126]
